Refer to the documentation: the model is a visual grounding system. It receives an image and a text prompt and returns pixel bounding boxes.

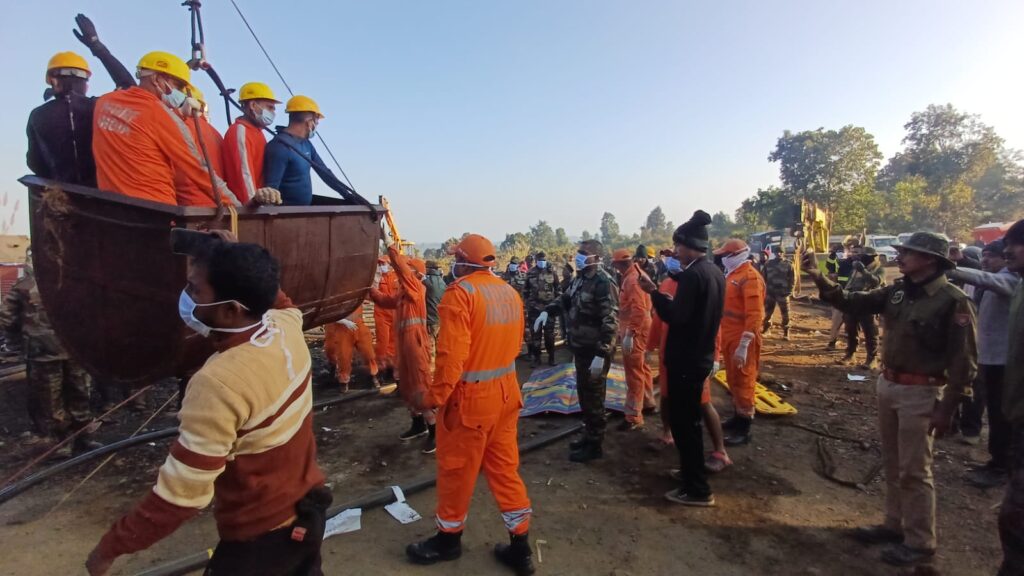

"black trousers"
[998,426,1024,576]
[981,365,1012,469]
[667,368,712,498]
[573,348,612,442]
[843,313,878,355]
[205,487,331,576]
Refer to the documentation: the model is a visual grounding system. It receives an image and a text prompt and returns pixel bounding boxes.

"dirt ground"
[0,298,1005,576]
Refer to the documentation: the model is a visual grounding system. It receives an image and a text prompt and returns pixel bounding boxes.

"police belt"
[883,368,945,387]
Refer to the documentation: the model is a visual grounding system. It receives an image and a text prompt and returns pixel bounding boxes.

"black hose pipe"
[0,389,378,506]
[135,422,584,576]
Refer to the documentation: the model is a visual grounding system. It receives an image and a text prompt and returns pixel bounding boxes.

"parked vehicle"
[865,234,899,266]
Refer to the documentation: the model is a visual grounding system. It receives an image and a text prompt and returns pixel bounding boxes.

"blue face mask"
[162,86,187,110]
[575,253,590,270]
[536,260,547,269]
[258,108,275,127]
[666,257,681,274]
[178,289,258,338]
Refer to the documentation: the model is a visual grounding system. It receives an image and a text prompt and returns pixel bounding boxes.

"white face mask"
[537,260,547,269]
[178,290,261,338]
[723,250,750,274]
[379,264,391,274]
[508,264,519,273]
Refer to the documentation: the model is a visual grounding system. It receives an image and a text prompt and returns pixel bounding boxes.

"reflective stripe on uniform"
[461,361,516,383]
[501,508,532,532]
[436,515,465,532]
[399,317,426,329]
[723,310,745,320]
[162,107,242,207]
[236,124,257,201]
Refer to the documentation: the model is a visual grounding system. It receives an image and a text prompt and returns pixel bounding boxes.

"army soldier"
[536,240,619,462]
[503,257,527,294]
[761,247,795,340]
[0,262,98,455]
[523,251,560,367]
[840,246,886,369]
[806,232,978,568]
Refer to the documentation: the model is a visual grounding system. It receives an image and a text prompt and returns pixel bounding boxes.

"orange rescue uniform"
[619,265,652,424]
[370,246,431,406]
[221,117,266,204]
[721,261,765,418]
[323,309,378,385]
[92,87,238,207]
[426,270,531,536]
[175,114,229,207]
[371,266,399,372]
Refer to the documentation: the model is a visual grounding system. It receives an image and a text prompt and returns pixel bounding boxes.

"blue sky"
[2,0,1022,242]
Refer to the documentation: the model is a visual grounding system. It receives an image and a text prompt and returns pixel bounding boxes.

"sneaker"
[860,356,878,370]
[880,544,935,567]
[782,327,791,341]
[826,340,837,350]
[664,488,715,507]
[849,525,904,546]
[959,434,981,446]
[422,425,436,455]
[399,416,428,441]
[835,354,855,366]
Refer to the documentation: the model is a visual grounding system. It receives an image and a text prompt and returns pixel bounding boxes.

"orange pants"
[435,376,531,535]
[374,308,396,370]
[722,334,760,418]
[324,323,378,384]
[396,324,431,409]
[622,327,652,424]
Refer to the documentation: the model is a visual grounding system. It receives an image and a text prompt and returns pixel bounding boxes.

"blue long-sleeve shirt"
[263,129,357,206]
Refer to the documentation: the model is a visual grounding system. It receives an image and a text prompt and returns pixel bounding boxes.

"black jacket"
[26,43,133,186]
[650,258,724,377]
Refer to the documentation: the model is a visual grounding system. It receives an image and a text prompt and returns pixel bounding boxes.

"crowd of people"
[5,13,1022,576]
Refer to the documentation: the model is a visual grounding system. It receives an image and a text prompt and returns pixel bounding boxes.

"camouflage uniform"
[523,264,560,365]
[0,274,92,439]
[504,268,527,295]
[762,256,795,335]
[546,267,619,443]
[843,256,886,363]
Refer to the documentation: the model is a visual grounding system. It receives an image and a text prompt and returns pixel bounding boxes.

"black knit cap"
[672,210,713,252]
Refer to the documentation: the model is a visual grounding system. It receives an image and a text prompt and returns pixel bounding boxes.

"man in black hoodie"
[638,210,724,507]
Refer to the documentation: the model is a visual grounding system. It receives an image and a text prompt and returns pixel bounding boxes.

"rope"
[227,0,356,191]
[228,203,238,236]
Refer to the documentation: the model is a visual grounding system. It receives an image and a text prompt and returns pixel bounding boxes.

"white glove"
[372,267,382,289]
[253,187,283,206]
[621,331,634,354]
[336,319,357,331]
[182,96,202,117]
[712,361,720,374]
[533,311,549,332]
[733,331,754,366]
[589,356,605,378]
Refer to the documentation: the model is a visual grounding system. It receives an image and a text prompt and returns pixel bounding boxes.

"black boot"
[494,532,536,575]
[569,438,603,462]
[400,415,429,441]
[724,416,752,446]
[406,531,462,565]
[569,435,588,450]
[547,352,555,366]
[721,415,743,432]
[422,425,436,455]
[782,326,791,341]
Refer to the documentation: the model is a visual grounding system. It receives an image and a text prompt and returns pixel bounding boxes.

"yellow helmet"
[238,82,281,103]
[285,95,325,118]
[46,51,91,81]
[136,51,191,85]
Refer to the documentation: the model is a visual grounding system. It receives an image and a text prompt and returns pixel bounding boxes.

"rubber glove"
[621,331,634,354]
[533,311,549,332]
[733,331,754,366]
[337,319,357,331]
[73,14,100,48]
[589,356,605,378]
[372,267,382,289]
[253,187,283,206]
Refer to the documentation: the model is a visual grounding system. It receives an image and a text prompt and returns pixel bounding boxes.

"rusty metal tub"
[21,175,382,384]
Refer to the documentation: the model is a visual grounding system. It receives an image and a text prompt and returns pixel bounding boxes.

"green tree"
[768,125,882,230]
[975,150,1024,223]
[499,232,530,256]
[528,220,556,250]
[554,227,569,246]
[709,211,741,240]
[599,212,620,245]
[736,186,795,231]
[581,230,592,241]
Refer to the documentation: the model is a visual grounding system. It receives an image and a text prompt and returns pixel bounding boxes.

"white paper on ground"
[846,374,868,381]
[323,508,362,539]
[384,485,422,524]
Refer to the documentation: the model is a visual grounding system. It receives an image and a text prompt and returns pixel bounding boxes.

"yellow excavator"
[792,200,831,295]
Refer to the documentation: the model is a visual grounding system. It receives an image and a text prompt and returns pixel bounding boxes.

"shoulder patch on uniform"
[890,289,905,305]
